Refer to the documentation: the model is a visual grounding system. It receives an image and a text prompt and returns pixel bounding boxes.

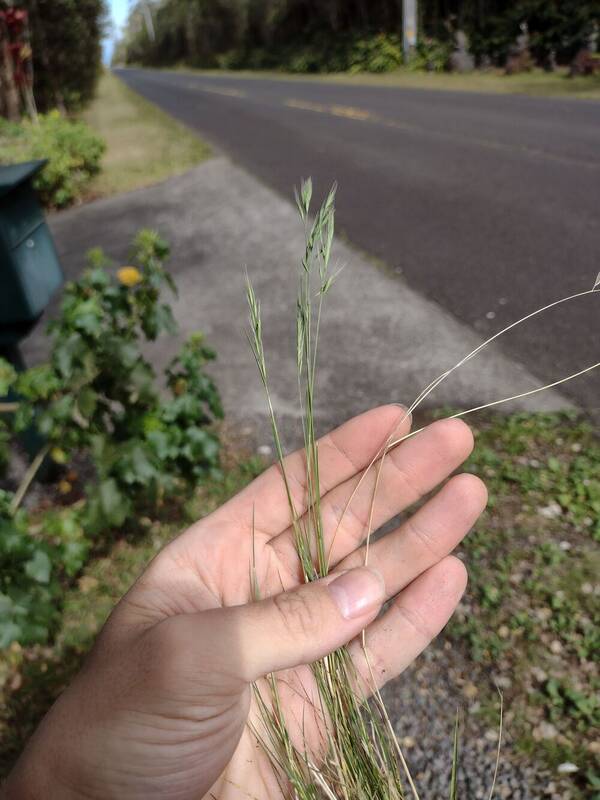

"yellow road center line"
[197,85,247,98]
[285,98,374,121]
[284,96,598,170]
[330,104,374,121]
[285,98,329,113]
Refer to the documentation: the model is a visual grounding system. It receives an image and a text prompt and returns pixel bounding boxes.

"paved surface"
[25,159,576,797]
[114,68,600,415]
[382,643,556,800]
[26,158,570,452]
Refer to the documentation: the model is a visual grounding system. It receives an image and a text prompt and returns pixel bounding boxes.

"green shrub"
[409,37,453,73]
[0,361,17,475]
[0,491,61,648]
[347,33,403,73]
[13,230,223,532]
[0,110,105,209]
[284,32,403,74]
[0,230,223,647]
[218,32,403,74]
[0,490,89,648]
[24,0,106,113]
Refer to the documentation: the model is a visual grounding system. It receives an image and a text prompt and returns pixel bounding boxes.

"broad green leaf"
[77,386,98,418]
[0,359,17,395]
[94,479,131,528]
[0,620,21,649]
[24,550,52,584]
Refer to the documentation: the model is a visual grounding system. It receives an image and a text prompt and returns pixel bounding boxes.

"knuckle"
[272,589,318,640]
[393,602,435,643]
[405,514,443,559]
[325,496,367,548]
[146,616,192,681]
[390,459,423,505]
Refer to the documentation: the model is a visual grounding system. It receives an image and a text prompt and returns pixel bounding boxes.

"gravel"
[381,639,574,800]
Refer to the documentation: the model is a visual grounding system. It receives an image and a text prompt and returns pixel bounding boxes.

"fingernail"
[329,567,385,620]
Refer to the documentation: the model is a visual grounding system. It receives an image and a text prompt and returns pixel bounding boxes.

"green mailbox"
[0,159,64,337]
[0,160,64,470]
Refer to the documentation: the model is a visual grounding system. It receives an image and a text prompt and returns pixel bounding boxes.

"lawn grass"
[169,65,600,100]
[82,71,211,198]
[0,413,597,795]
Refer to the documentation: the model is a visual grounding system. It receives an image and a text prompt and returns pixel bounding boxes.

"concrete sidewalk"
[25,156,571,449]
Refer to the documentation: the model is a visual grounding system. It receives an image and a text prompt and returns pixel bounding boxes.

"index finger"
[218,405,410,537]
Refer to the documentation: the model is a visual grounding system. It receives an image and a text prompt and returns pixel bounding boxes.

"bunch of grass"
[246,181,599,799]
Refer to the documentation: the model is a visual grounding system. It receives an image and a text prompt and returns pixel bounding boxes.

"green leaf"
[77,386,98,418]
[0,592,14,616]
[0,358,17,395]
[120,444,158,485]
[54,333,85,377]
[88,479,132,530]
[24,550,52,584]
[147,430,171,460]
[0,620,22,649]
[72,299,103,336]
[62,540,89,577]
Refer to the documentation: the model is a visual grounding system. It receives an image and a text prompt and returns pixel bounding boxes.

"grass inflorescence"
[247,180,413,799]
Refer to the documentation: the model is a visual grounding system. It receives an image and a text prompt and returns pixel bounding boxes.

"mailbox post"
[0,159,64,463]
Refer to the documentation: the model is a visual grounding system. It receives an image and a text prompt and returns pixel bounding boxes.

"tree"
[115,0,600,71]
[1,0,108,113]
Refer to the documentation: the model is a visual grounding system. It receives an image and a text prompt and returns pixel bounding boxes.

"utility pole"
[402,0,417,63]
[128,0,155,42]
[141,1,155,41]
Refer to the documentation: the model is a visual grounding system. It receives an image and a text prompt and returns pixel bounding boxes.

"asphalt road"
[115,68,600,412]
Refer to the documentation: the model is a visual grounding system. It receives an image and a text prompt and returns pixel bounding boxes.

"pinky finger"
[348,556,467,695]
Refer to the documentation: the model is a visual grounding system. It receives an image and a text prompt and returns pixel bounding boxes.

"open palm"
[7,406,486,800]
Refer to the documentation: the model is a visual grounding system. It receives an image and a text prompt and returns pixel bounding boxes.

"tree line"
[116,0,599,72]
[0,0,106,117]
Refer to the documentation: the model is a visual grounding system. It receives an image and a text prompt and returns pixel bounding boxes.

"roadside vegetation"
[0,72,210,210]
[168,64,600,100]
[0,231,223,651]
[117,0,600,97]
[3,0,105,115]
[329,66,600,98]
[82,71,210,198]
[0,112,105,209]
[1,3,210,211]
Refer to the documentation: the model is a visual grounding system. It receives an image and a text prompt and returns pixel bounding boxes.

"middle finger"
[270,418,475,572]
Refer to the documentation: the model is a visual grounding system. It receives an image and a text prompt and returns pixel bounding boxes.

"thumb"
[210,567,385,682]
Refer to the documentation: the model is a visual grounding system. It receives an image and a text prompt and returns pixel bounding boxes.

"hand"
[5,406,486,800]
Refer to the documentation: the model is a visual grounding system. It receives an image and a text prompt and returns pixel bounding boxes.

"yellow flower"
[50,447,67,464]
[117,266,142,287]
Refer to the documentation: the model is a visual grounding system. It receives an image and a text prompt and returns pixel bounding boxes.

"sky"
[103,0,130,63]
